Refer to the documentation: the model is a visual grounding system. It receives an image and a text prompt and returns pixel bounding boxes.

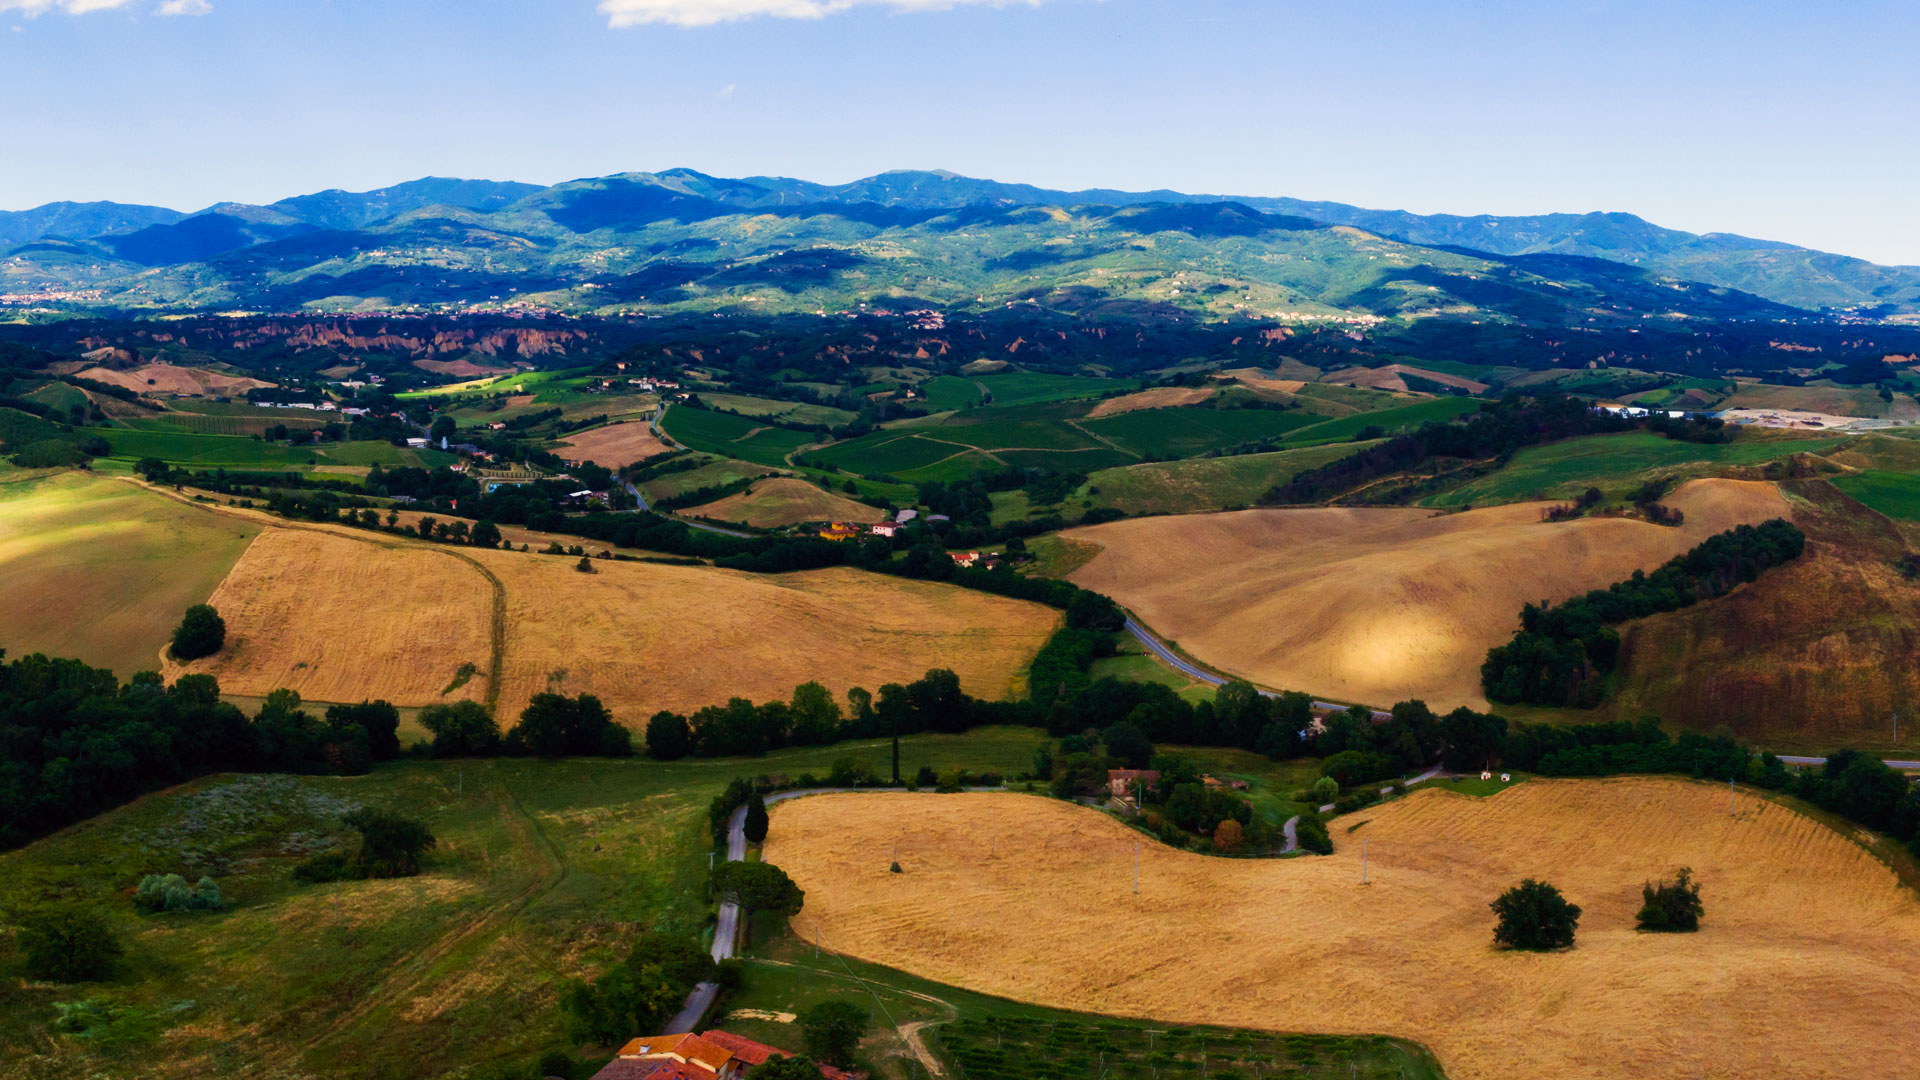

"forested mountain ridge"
[1,168,1910,320]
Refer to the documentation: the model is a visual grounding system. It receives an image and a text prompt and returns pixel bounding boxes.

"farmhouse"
[589,1030,856,1080]
[870,521,900,538]
[1108,769,1159,799]
[819,522,864,541]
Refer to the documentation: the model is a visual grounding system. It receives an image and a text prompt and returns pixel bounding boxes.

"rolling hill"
[2,168,1910,320]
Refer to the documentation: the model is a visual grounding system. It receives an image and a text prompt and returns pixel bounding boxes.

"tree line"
[1481,518,1805,706]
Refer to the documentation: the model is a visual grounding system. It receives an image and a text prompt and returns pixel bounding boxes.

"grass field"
[637,456,779,501]
[1078,406,1319,459]
[661,406,819,468]
[767,778,1920,1080]
[1279,396,1482,446]
[685,477,887,528]
[132,411,328,436]
[1065,479,1791,710]
[1830,469,1920,519]
[922,372,1130,412]
[0,470,258,675]
[1428,431,1846,508]
[696,393,856,429]
[98,428,452,471]
[0,730,1050,1080]
[165,521,1058,720]
[1083,441,1375,516]
[1718,381,1920,421]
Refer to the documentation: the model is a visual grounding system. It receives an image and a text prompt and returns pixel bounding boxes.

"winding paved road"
[1123,615,1391,721]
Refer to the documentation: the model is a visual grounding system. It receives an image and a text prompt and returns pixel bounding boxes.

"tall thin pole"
[1133,842,1139,894]
[1361,839,1368,885]
[1730,775,1735,815]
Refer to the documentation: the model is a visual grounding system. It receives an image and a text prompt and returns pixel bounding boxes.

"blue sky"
[4,0,1919,264]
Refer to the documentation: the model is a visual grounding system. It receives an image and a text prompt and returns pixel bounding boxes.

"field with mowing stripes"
[768,778,1920,1080]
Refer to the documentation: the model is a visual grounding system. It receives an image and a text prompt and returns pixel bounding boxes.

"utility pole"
[1361,839,1368,886]
[1729,776,1735,815]
[1133,842,1139,894]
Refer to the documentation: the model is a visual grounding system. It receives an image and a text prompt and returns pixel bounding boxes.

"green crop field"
[0,729,1054,1080]
[1427,430,1847,508]
[1281,396,1482,446]
[101,428,324,468]
[694,393,856,429]
[1080,406,1319,459]
[20,381,89,415]
[0,469,258,675]
[1084,441,1376,516]
[661,405,819,467]
[0,407,66,451]
[130,411,327,436]
[810,432,981,476]
[637,455,779,500]
[1832,469,1920,520]
[925,371,1135,412]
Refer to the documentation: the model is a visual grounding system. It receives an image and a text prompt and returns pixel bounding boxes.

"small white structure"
[1481,771,1492,781]
[1500,773,1512,783]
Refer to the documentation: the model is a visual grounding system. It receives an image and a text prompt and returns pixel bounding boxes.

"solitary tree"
[343,808,437,878]
[420,701,500,757]
[169,604,226,661]
[646,710,692,760]
[1636,867,1704,932]
[1491,879,1581,951]
[799,998,870,1068]
[712,861,805,935]
[743,790,770,844]
[20,910,123,982]
[576,555,596,574]
[1213,818,1246,853]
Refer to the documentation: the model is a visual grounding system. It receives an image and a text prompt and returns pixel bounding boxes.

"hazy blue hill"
[0,200,185,247]
[103,208,321,267]
[268,176,542,230]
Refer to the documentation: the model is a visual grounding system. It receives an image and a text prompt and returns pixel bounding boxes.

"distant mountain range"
[3,168,1914,321]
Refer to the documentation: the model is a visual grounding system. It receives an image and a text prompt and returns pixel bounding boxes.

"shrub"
[799,998,870,1068]
[20,910,123,982]
[344,808,436,878]
[1213,819,1245,853]
[1636,867,1704,932]
[1310,776,1339,804]
[744,791,770,844]
[133,873,223,914]
[1491,879,1581,951]
[168,604,226,661]
[647,710,692,760]
[291,851,356,884]
[420,701,501,757]
[1293,814,1332,855]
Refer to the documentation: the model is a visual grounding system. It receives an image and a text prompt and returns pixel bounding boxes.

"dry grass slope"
[685,478,887,528]
[767,781,1920,1080]
[1064,478,1790,709]
[1085,386,1218,418]
[73,362,273,397]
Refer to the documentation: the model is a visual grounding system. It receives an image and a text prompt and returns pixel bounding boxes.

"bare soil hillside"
[767,782,1920,1080]
[1064,478,1790,709]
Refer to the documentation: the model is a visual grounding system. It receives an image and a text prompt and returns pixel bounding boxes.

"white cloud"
[0,0,136,14]
[600,0,1052,29]
[156,0,210,14]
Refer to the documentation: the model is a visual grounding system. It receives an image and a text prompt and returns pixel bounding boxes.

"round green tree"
[20,910,123,982]
[169,604,226,661]
[1491,878,1581,951]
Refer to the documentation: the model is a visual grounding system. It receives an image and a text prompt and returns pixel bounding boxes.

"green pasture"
[695,392,856,429]
[1832,470,1920,520]
[99,428,451,470]
[923,371,1132,413]
[1426,431,1846,508]
[1282,395,1481,446]
[1080,406,1319,459]
[1083,441,1375,516]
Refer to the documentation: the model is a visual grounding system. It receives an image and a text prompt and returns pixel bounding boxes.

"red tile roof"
[698,1031,859,1080]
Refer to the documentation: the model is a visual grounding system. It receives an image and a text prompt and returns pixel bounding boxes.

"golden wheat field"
[686,477,887,528]
[162,527,496,704]
[167,522,1057,718]
[471,549,1055,717]
[553,420,672,467]
[1084,386,1219,418]
[1064,478,1790,709]
[767,780,1920,1080]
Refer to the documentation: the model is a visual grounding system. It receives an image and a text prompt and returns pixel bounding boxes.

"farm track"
[438,548,508,708]
[282,765,567,1070]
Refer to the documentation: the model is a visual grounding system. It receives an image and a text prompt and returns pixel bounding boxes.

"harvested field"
[1322,363,1490,394]
[163,528,495,705]
[684,477,887,528]
[767,780,1920,1080]
[1217,367,1308,396]
[1065,478,1790,709]
[0,471,258,675]
[1085,386,1217,417]
[554,420,672,467]
[167,523,1056,718]
[74,361,273,398]
[473,552,1056,719]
